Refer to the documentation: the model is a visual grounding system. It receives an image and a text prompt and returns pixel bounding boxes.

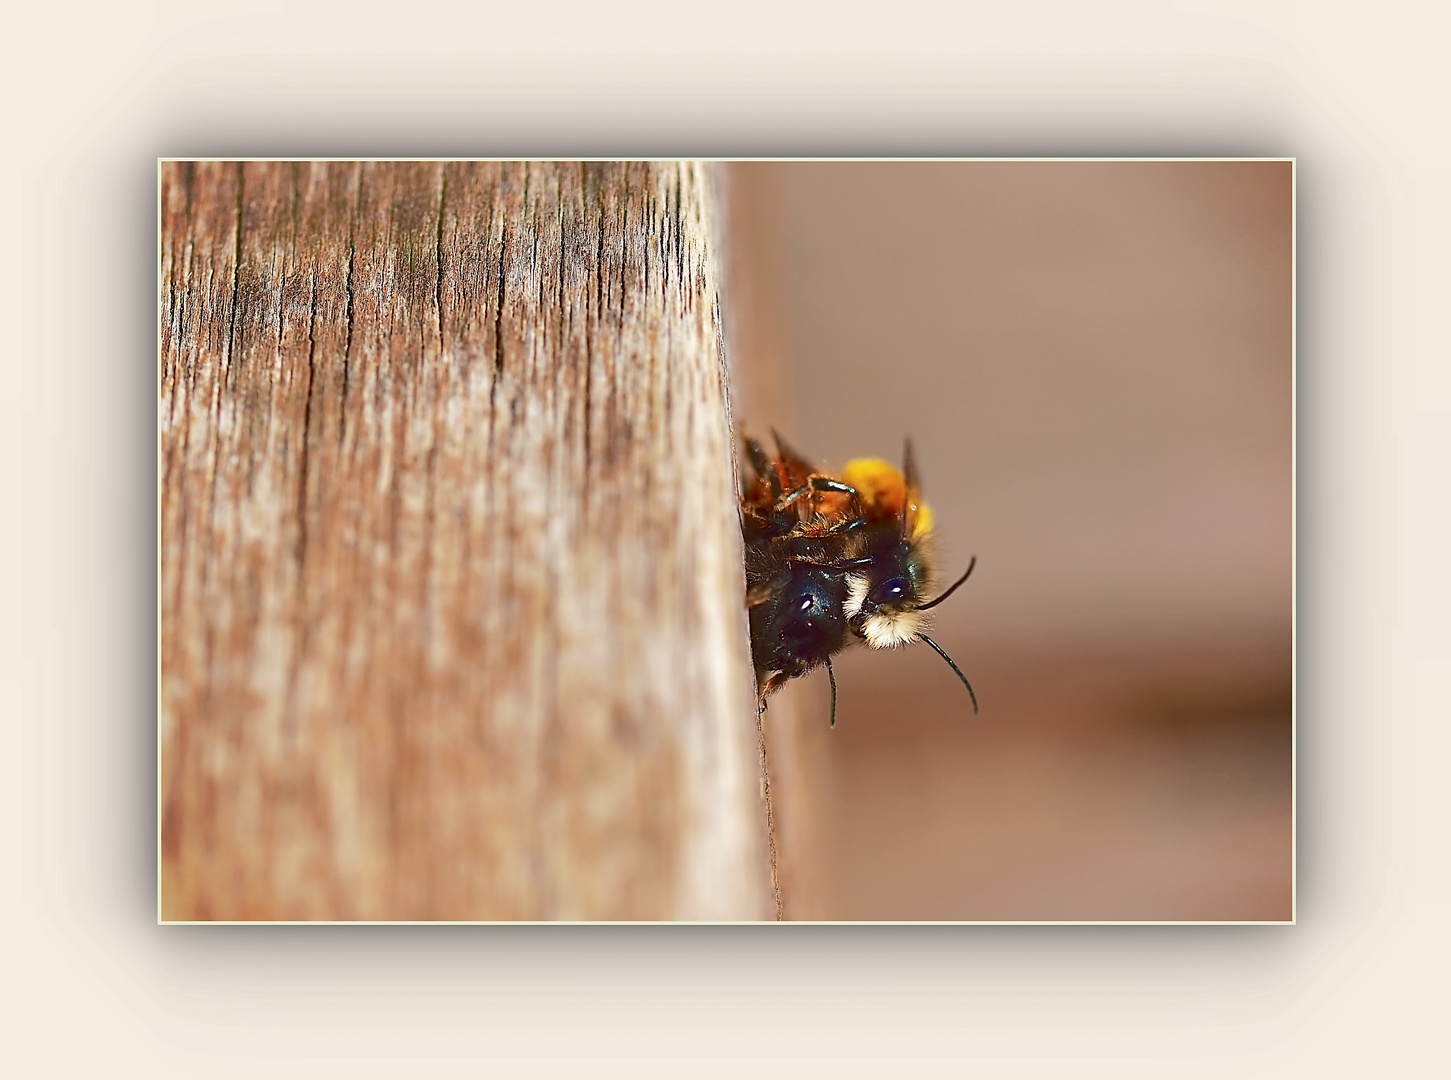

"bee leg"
[773,484,813,511]
[746,581,778,608]
[809,475,859,496]
[746,568,796,609]
[786,555,875,572]
[776,475,859,510]
[820,515,869,536]
[767,516,868,544]
[757,670,791,712]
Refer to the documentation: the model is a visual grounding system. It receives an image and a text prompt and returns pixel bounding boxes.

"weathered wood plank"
[160,161,771,921]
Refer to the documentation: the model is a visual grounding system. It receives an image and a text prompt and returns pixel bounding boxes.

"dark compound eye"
[750,568,848,673]
[782,594,829,648]
[869,577,910,608]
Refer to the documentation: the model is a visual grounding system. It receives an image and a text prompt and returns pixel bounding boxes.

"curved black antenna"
[826,657,838,728]
[918,556,977,611]
[918,633,978,715]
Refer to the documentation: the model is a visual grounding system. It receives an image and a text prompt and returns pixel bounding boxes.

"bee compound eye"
[870,577,910,608]
[798,593,815,613]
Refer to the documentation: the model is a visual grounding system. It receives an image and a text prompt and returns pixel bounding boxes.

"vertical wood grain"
[160,161,771,921]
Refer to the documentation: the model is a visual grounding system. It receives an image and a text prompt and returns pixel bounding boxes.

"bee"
[741,431,978,727]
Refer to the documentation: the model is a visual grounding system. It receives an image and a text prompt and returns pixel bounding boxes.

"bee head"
[843,536,935,649]
[749,568,849,681]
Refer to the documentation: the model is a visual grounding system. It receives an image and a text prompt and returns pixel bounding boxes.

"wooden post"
[160,161,772,921]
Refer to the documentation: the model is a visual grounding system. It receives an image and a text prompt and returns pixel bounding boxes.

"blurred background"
[724,161,1292,921]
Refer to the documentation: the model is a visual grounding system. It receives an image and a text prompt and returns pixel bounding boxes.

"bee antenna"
[918,634,978,715]
[826,657,838,728]
[917,556,977,610]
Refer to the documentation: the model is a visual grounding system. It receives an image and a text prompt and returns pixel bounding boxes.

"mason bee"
[741,431,978,727]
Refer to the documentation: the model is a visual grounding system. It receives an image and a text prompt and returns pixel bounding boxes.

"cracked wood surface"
[159,161,771,920]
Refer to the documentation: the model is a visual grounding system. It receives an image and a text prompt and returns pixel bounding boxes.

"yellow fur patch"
[913,500,934,538]
[841,457,934,537]
[841,458,906,516]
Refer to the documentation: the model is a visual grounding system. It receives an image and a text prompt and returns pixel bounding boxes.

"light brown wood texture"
[160,161,772,921]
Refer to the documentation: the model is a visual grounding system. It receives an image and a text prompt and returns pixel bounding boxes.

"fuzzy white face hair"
[843,572,932,649]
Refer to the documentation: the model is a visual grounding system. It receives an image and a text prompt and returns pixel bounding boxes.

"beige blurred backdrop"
[724,161,1292,921]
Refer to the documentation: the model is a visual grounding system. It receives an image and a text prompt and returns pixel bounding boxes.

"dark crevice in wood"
[298,271,319,569]
[492,184,510,376]
[435,170,447,359]
[226,163,245,392]
[282,266,321,746]
[340,165,361,447]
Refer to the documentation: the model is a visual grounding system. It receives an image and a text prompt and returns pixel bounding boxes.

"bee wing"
[902,437,922,538]
[770,428,822,479]
[770,427,843,514]
[742,434,780,497]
